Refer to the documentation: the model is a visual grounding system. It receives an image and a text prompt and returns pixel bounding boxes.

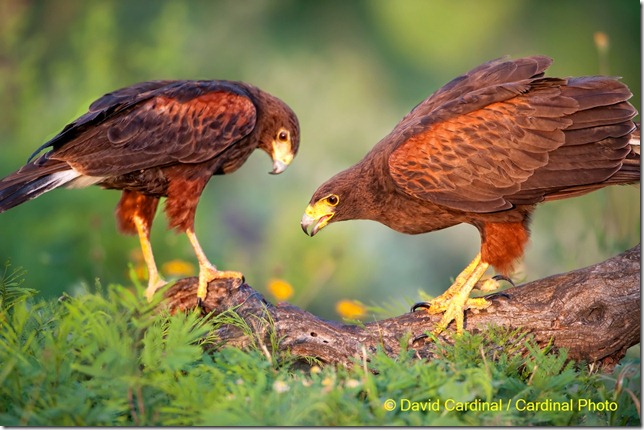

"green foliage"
[365,330,640,426]
[0,261,37,312]
[0,281,639,426]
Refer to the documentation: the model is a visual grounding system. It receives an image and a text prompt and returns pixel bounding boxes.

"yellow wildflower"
[335,299,367,319]
[321,376,335,393]
[273,380,290,393]
[132,264,148,281]
[267,278,294,301]
[345,378,361,389]
[322,376,334,386]
[594,31,609,52]
[128,249,148,280]
[162,259,195,277]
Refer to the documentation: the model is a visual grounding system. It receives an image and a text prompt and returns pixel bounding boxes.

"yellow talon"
[415,253,503,335]
[195,264,244,302]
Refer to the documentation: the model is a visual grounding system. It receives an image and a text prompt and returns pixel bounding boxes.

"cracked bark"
[163,244,640,370]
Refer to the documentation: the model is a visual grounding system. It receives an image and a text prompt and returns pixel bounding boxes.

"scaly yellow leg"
[185,228,244,303]
[133,215,166,301]
[419,253,499,335]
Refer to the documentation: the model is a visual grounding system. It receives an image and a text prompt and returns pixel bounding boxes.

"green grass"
[0,263,639,426]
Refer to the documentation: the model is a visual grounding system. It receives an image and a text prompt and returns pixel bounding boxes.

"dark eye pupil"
[279,131,288,141]
[328,196,337,205]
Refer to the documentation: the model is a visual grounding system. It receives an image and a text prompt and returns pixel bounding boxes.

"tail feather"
[539,140,640,203]
[0,162,80,213]
[629,122,640,155]
[611,124,642,182]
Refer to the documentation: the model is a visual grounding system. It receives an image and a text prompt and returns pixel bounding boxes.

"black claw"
[412,333,429,344]
[485,291,512,301]
[197,296,204,309]
[411,301,431,313]
[491,274,516,288]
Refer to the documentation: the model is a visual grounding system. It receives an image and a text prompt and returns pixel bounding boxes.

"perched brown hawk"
[301,56,639,334]
[0,80,300,303]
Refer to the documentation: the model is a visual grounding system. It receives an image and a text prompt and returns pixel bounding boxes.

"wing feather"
[35,81,257,176]
[401,56,552,127]
[388,57,637,213]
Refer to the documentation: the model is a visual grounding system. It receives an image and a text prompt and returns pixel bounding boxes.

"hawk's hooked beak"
[270,138,294,175]
[271,159,289,175]
[300,201,334,237]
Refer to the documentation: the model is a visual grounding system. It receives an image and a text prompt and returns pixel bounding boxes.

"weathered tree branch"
[165,245,640,370]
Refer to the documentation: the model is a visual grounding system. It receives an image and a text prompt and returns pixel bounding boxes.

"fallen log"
[164,244,640,370]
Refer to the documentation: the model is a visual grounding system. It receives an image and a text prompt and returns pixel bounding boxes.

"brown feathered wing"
[388,56,637,213]
[0,81,258,210]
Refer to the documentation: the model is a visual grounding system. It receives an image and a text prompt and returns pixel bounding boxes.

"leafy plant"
[0,278,639,426]
[0,261,37,313]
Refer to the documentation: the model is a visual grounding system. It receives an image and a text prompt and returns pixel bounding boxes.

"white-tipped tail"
[0,169,82,213]
[629,135,640,155]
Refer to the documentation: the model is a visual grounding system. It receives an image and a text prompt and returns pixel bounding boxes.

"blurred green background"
[0,0,640,320]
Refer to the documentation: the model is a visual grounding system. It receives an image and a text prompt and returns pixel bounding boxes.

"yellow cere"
[303,199,335,224]
[273,139,294,165]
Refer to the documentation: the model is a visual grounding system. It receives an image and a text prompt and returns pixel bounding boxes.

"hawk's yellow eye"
[326,195,339,206]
